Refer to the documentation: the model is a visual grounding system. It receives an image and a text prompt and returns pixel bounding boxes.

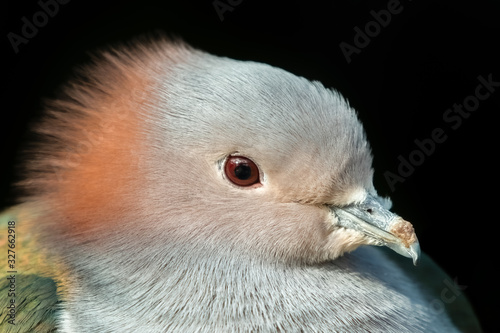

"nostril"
[367,208,373,214]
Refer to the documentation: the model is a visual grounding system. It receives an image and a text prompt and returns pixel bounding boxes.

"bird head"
[23,38,420,283]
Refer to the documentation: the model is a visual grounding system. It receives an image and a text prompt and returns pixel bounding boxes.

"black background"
[2,0,498,331]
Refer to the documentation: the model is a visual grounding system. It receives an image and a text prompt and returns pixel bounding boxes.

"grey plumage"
[5,37,480,332]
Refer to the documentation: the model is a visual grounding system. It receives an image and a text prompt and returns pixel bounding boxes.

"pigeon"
[0,36,481,332]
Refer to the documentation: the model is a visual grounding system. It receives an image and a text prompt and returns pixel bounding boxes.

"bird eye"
[224,156,261,187]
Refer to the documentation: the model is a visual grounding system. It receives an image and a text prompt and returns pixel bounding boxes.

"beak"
[330,193,421,265]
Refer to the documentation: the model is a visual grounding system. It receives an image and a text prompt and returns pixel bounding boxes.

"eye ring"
[224,155,261,187]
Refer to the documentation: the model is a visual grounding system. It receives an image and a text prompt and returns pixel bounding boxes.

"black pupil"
[234,164,251,180]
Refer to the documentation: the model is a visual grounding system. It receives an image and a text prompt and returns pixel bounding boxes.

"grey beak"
[330,194,421,265]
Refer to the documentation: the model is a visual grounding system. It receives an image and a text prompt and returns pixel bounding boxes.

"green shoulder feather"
[1,207,60,333]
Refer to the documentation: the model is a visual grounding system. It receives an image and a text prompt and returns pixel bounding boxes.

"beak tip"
[385,239,421,266]
[410,241,421,266]
[388,218,420,266]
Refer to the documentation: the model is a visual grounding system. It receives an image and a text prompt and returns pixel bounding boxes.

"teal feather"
[0,274,59,333]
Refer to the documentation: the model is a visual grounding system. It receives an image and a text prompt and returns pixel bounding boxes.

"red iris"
[224,156,261,187]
